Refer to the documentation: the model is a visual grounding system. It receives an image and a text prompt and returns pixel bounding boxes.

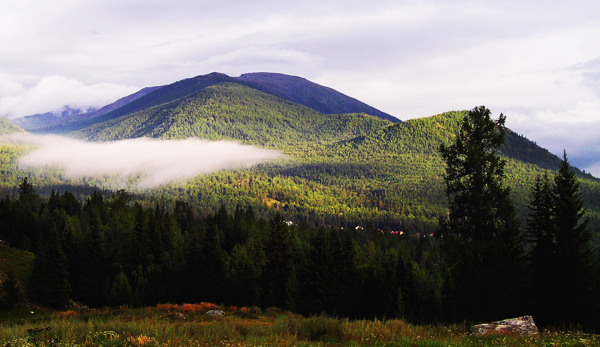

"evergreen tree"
[527,153,597,327]
[263,213,299,311]
[526,174,556,321]
[185,224,229,304]
[0,270,20,308]
[30,228,72,309]
[229,236,266,307]
[438,106,525,321]
[18,177,39,211]
[109,272,134,307]
[199,224,229,303]
[131,203,152,268]
[552,152,596,326]
[76,207,110,307]
[300,227,331,314]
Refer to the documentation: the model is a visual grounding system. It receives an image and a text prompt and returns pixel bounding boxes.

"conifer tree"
[30,228,72,308]
[301,227,331,314]
[109,272,134,306]
[527,153,597,327]
[76,207,109,307]
[264,213,299,311]
[438,106,524,321]
[552,152,596,325]
[526,174,556,320]
[18,177,39,211]
[0,270,20,308]
[229,236,266,306]
[184,224,229,304]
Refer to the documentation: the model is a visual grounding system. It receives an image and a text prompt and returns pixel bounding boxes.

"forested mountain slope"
[74,83,390,153]
[0,116,24,135]
[236,72,398,122]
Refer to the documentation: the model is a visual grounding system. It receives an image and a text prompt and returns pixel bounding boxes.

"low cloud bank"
[4,134,283,189]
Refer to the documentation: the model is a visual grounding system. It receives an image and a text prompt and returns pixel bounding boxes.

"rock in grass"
[470,316,539,336]
[206,310,225,317]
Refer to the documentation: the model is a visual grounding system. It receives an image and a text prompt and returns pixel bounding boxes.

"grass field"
[0,303,599,346]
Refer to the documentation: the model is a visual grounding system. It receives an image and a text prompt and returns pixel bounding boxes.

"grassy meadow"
[0,303,599,346]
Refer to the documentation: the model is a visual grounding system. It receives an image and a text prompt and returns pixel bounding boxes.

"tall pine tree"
[527,153,597,327]
[552,152,595,326]
[263,213,299,311]
[525,174,556,322]
[30,228,72,308]
[438,106,525,321]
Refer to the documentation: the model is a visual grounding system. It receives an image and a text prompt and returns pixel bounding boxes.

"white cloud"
[3,134,282,189]
[0,72,27,96]
[0,75,138,118]
[505,100,600,177]
[584,162,600,178]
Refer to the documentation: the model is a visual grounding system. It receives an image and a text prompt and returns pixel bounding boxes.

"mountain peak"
[205,72,231,78]
[238,72,307,82]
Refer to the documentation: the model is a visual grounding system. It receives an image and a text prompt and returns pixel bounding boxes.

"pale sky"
[1,0,599,176]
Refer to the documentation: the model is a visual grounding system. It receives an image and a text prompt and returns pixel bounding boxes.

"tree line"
[0,179,447,323]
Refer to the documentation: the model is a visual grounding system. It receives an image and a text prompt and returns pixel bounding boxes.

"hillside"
[74,82,390,153]
[236,72,398,122]
[0,117,24,135]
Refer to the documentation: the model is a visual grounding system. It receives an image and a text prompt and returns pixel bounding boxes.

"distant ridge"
[14,86,162,131]
[237,72,398,123]
[13,106,95,131]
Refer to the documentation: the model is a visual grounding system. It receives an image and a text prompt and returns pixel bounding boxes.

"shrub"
[298,315,344,342]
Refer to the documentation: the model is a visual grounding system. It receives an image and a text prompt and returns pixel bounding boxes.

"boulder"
[206,310,225,317]
[470,316,539,336]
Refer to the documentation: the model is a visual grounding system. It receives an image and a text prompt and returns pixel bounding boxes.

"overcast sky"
[1,0,599,176]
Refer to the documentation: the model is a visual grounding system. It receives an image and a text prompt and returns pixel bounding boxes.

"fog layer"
[4,134,283,189]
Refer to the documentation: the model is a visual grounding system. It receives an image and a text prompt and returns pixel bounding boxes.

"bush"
[298,315,344,342]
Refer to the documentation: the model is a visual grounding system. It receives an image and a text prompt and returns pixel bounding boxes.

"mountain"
[74,82,390,151]
[27,72,398,133]
[236,72,398,122]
